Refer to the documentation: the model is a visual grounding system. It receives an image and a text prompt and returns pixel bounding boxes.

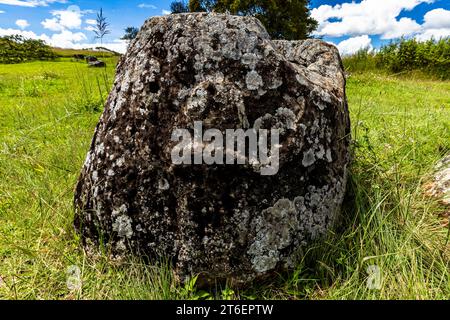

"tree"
[93,8,111,47]
[0,35,55,64]
[186,0,318,40]
[170,1,190,13]
[121,27,139,41]
[189,0,216,12]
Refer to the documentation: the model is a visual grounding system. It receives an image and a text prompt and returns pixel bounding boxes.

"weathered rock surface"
[426,155,450,206]
[74,13,351,286]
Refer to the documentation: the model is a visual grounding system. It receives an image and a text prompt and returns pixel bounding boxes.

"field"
[0,58,449,300]
[51,48,120,58]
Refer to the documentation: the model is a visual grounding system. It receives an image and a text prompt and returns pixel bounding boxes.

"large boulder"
[74,13,351,286]
[425,155,450,206]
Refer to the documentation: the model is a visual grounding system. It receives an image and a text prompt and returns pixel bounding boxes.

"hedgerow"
[343,37,450,80]
[0,35,56,64]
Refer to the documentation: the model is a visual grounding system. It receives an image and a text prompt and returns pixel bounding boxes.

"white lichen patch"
[302,149,316,167]
[246,70,263,91]
[112,215,133,239]
[96,143,105,155]
[241,53,260,69]
[295,73,309,87]
[115,239,127,252]
[237,100,250,128]
[111,204,127,217]
[253,107,298,135]
[248,199,299,273]
[248,177,346,274]
[275,108,297,131]
[316,145,326,160]
[326,149,333,163]
[115,157,125,167]
[187,86,208,112]
[83,151,93,168]
[158,178,170,191]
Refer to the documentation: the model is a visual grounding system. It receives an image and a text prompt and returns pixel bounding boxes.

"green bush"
[343,37,450,80]
[0,35,56,64]
[341,48,377,73]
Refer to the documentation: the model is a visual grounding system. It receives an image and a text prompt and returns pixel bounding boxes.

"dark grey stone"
[74,13,351,286]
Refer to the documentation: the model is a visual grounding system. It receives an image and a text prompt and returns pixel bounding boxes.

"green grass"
[0,60,449,300]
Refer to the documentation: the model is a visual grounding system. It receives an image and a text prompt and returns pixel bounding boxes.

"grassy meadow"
[0,57,449,300]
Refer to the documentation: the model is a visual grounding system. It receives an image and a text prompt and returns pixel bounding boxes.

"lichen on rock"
[426,155,450,206]
[74,13,351,286]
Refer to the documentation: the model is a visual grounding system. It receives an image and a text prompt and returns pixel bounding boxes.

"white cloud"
[0,27,51,42]
[41,18,63,31]
[313,0,450,44]
[15,19,30,29]
[0,26,127,53]
[0,27,84,47]
[0,0,66,7]
[41,5,83,31]
[416,28,450,41]
[138,3,157,9]
[49,29,87,47]
[423,8,450,29]
[81,9,95,14]
[85,19,96,25]
[381,17,422,39]
[162,9,171,15]
[0,10,5,13]
[414,8,450,40]
[337,35,373,55]
[51,5,82,29]
[312,0,434,39]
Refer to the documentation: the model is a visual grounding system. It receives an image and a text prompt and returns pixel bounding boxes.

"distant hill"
[52,47,122,58]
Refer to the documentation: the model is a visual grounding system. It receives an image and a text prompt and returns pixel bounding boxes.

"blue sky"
[0,0,449,54]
